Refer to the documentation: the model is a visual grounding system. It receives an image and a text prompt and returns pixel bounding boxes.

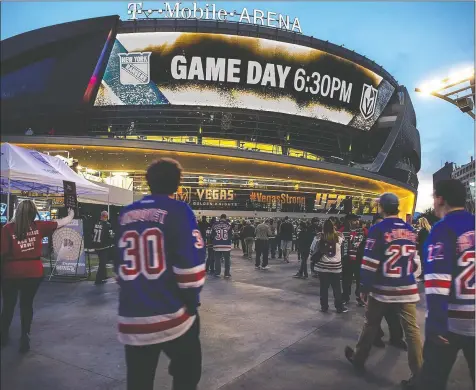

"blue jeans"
[214,251,231,276]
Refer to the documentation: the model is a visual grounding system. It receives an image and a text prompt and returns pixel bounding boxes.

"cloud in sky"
[415,173,434,212]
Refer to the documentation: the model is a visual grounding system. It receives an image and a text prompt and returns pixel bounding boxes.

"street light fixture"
[415,66,475,119]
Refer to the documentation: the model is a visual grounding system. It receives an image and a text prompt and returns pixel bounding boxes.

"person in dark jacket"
[310,223,322,275]
[92,211,114,285]
[197,216,209,244]
[232,223,241,249]
[279,216,294,263]
[293,222,315,278]
[339,214,367,306]
[239,220,247,256]
[416,217,431,259]
[269,219,278,259]
[276,220,283,259]
[241,221,255,260]
[205,217,216,273]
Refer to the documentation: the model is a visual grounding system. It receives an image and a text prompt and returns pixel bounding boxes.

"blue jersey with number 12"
[423,210,475,337]
[115,195,205,346]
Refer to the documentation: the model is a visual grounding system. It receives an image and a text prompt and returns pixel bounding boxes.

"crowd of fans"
[196,213,429,282]
[0,156,472,390]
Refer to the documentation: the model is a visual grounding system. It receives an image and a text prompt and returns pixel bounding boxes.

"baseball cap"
[378,193,399,210]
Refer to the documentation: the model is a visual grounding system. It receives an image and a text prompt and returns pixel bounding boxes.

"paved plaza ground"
[1,250,472,390]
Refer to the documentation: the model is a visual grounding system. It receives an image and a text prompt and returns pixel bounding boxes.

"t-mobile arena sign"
[127,2,303,33]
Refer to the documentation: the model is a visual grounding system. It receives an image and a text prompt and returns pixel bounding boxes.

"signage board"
[127,2,302,33]
[63,180,79,218]
[52,219,87,277]
[172,186,378,214]
[95,32,394,130]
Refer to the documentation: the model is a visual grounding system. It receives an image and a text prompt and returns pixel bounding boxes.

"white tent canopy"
[0,143,109,197]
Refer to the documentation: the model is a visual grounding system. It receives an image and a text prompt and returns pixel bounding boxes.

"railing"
[93,133,328,163]
[17,132,357,168]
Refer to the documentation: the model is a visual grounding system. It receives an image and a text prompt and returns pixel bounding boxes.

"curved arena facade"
[0,15,421,218]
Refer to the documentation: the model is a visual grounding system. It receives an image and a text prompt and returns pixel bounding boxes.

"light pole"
[415,67,475,119]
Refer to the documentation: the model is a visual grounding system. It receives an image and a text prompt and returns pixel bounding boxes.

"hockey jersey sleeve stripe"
[424,273,452,281]
[118,316,196,346]
[448,310,475,319]
[119,311,191,334]
[373,286,419,296]
[175,270,206,284]
[373,284,418,291]
[362,264,378,272]
[425,287,451,295]
[362,259,379,269]
[118,308,186,324]
[177,279,205,289]
[424,280,451,289]
[173,264,206,275]
[362,256,379,265]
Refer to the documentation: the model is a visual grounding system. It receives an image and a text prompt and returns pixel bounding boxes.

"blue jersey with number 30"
[115,195,206,346]
[361,217,419,303]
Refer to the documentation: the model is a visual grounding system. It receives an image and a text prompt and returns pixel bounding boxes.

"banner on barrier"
[52,219,86,276]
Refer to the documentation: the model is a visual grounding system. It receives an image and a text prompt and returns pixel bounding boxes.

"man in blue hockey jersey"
[419,179,475,390]
[212,214,233,278]
[116,158,206,390]
[345,193,422,389]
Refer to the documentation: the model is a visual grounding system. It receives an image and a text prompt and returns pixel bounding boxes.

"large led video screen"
[95,32,395,130]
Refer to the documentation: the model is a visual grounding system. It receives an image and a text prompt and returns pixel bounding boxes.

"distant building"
[452,157,475,212]
[433,162,455,187]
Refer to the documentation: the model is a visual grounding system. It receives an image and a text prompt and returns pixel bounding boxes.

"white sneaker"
[261,266,270,270]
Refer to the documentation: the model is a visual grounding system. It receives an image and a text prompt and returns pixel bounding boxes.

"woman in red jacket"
[0,200,74,353]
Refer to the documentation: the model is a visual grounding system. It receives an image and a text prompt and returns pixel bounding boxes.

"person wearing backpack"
[311,219,348,313]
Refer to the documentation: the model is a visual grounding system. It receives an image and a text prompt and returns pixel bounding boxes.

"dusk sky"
[1,1,474,211]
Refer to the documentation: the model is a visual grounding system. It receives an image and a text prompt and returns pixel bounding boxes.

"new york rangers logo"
[360,84,379,120]
[119,52,151,85]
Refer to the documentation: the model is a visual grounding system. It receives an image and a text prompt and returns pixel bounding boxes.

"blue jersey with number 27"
[361,217,419,303]
[115,195,205,346]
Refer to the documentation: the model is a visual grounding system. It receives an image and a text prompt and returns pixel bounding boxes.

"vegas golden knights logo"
[174,186,191,203]
[360,84,378,120]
